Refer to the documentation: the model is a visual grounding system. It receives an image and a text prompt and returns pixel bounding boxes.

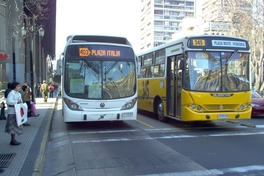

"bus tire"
[156,100,167,122]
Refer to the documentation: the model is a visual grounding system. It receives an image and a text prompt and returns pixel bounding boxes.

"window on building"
[186,2,194,6]
[154,10,163,15]
[154,21,163,25]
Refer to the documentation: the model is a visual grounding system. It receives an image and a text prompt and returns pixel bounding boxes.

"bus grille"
[203,104,238,111]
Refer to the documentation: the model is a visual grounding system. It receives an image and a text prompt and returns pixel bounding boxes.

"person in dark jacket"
[4,82,12,99]
[21,85,31,126]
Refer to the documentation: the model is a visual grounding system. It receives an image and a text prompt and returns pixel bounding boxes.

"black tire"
[156,100,167,122]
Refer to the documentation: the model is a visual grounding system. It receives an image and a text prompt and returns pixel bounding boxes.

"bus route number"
[193,39,205,46]
[79,48,91,56]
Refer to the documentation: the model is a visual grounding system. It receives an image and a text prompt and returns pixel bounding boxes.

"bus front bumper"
[63,109,136,122]
[181,107,252,121]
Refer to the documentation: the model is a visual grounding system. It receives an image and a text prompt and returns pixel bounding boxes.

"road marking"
[240,122,256,127]
[256,125,264,128]
[136,165,264,176]
[71,131,264,143]
[69,129,139,135]
[136,120,154,128]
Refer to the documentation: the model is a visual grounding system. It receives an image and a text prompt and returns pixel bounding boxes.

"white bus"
[59,35,137,123]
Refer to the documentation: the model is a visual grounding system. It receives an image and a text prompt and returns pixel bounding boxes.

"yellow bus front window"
[185,52,250,92]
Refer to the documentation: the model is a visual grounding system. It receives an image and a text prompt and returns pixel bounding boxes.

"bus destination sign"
[211,40,246,48]
[79,48,121,57]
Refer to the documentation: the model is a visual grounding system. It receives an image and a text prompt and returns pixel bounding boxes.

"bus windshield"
[185,51,250,92]
[64,60,136,99]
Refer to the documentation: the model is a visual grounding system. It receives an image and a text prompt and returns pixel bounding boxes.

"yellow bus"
[137,34,251,122]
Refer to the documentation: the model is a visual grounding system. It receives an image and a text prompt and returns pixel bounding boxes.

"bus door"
[167,55,182,118]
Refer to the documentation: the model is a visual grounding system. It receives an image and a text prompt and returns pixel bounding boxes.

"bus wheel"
[157,100,167,122]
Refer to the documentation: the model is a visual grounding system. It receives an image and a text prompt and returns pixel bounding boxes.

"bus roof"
[66,35,132,46]
[137,34,249,56]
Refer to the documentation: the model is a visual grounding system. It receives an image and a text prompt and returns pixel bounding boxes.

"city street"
[43,99,264,176]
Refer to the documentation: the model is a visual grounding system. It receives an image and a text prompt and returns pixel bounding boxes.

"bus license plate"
[218,114,228,119]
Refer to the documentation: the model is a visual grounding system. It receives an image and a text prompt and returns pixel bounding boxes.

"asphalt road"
[43,100,264,176]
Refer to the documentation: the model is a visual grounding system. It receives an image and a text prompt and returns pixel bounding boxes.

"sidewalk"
[0,97,57,176]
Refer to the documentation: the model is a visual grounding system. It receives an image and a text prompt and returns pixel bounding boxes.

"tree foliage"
[3,0,50,32]
[23,0,50,24]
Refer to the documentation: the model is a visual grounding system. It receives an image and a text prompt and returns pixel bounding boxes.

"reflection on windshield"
[185,51,250,92]
[252,91,262,98]
[64,60,136,99]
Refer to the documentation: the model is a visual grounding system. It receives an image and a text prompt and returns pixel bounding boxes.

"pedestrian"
[21,85,31,126]
[24,82,32,98]
[4,82,12,99]
[5,82,23,145]
[36,82,42,98]
[40,80,49,102]
[49,83,54,98]
[53,83,58,97]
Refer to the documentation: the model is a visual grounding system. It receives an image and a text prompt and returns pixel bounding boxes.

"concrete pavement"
[0,97,57,176]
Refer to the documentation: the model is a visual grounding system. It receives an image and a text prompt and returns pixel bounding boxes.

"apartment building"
[140,0,196,51]
[202,0,256,35]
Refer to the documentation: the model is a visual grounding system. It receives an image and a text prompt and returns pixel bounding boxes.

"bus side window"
[154,64,165,77]
[143,66,153,78]
[140,67,146,78]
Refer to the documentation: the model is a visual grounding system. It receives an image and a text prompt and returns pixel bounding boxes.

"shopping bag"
[14,103,28,126]
[30,101,38,116]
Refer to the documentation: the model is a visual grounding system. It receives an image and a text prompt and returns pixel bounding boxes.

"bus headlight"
[197,105,202,111]
[121,98,137,110]
[190,104,196,109]
[63,98,83,111]
[244,104,249,108]
[239,105,244,110]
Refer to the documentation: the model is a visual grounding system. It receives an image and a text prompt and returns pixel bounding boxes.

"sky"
[56,0,141,59]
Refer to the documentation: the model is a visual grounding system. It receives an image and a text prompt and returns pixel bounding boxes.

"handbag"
[14,103,28,126]
[30,101,38,116]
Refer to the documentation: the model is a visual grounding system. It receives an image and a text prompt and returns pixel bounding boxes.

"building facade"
[140,0,196,51]
[0,0,48,91]
[0,0,8,86]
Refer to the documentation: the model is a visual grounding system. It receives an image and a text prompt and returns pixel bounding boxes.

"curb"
[32,98,58,176]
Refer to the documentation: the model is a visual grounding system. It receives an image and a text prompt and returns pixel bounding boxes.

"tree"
[219,0,264,91]
[23,0,50,25]
[3,0,50,35]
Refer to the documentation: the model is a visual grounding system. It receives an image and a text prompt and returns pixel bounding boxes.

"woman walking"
[5,82,23,145]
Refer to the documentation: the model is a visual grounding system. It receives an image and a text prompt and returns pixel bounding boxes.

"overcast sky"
[56,0,141,58]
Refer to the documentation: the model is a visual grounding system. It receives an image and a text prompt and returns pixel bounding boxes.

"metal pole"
[12,38,16,82]
[31,33,36,103]
[39,35,41,83]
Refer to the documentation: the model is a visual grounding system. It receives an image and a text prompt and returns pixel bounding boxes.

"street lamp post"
[21,23,45,103]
